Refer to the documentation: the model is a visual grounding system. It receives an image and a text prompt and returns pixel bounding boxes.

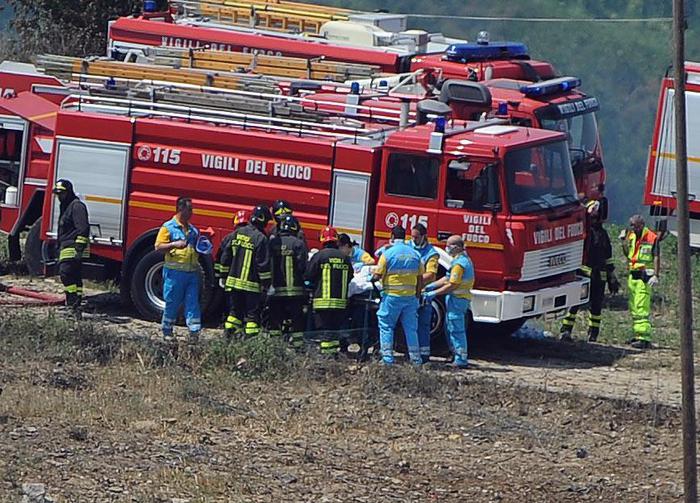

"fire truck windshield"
[505,141,578,214]
[539,111,599,163]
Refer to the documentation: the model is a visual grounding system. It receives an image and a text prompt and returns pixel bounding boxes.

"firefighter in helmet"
[372,225,424,366]
[560,200,619,342]
[215,209,250,327]
[621,214,660,349]
[53,179,90,317]
[268,215,308,349]
[269,199,305,241]
[155,196,202,340]
[218,205,272,338]
[305,226,353,356]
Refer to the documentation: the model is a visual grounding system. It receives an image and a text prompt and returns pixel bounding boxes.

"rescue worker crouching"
[621,214,660,349]
[560,200,619,342]
[53,179,90,317]
[218,205,272,339]
[372,225,424,366]
[422,235,474,369]
[411,223,439,363]
[305,226,353,357]
[155,197,202,341]
[268,215,308,350]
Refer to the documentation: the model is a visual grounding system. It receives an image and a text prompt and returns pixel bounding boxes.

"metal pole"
[672,1,697,501]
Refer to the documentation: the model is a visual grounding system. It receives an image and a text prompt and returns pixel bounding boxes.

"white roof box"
[0,61,43,75]
[348,12,407,33]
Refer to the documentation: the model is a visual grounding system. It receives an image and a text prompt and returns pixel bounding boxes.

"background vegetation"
[0,1,699,222]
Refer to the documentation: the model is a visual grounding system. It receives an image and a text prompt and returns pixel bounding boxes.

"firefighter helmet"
[234,209,250,227]
[272,199,293,221]
[279,215,300,234]
[586,199,600,215]
[251,205,271,226]
[52,179,74,194]
[320,226,339,244]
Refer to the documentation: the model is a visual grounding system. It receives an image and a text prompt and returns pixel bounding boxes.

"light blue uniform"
[157,217,201,337]
[413,242,439,363]
[445,253,474,367]
[375,242,423,365]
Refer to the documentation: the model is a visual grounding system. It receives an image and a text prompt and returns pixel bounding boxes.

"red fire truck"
[107,8,556,82]
[644,62,700,246]
[0,70,589,341]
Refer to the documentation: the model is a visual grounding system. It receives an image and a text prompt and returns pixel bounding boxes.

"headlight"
[522,295,535,313]
[580,282,590,301]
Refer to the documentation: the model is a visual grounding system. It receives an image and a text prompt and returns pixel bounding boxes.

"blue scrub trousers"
[446,295,469,367]
[377,294,421,365]
[417,303,432,363]
[162,267,201,336]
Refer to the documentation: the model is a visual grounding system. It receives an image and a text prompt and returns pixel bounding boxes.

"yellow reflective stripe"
[341,268,348,301]
[259,271,272,280]
[75,236,89,244]
[59,247,77,261]
[322,267,330,300]
[313,298,347,309]
[163,261,199,272]
[275,287,304,296]
[285,255,293,289]
[240,249,252,282]
[229,278,262,292]
[64,285,78,293]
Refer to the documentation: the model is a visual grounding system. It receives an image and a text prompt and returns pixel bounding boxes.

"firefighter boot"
[588,314,601,342]
[560,310,576,342]
[224,315,243,340]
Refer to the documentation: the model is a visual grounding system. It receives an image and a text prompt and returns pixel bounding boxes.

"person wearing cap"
[155,196,201,341]
[269,199,305,242]
[53,179,90,316]
[372,225,424,366]
[560,200,619,343]
[305,226,353,356]
[338,233,375,272]
[268,215,308,349]
[620,214,660,349]
[219,205,272,339]
[422,235,473,368]
[412,223,439,363]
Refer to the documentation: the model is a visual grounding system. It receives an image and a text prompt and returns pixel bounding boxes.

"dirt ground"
[0,276,693,502]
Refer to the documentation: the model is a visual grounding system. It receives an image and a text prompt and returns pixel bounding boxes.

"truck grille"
[520,241,583,282]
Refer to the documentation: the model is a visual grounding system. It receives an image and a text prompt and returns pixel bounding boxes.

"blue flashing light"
[379,80,388,87]
[143,0,157,12]
[105,77,117,90]
[497,102,508,115]
[350,82,360,94]
[445,42,529,63]
[519,76,582,97]
[434,116,447,134]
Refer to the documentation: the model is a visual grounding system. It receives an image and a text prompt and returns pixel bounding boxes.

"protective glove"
[218,278,226,289]
[618,229,627,240]
[607,274,620,295]
[424,281,440,292]
[647,274,659,287]
[266,286,276,297]
[421,290,437,305]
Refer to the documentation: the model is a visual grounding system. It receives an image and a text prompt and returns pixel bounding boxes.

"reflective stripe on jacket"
[626,227,658,271]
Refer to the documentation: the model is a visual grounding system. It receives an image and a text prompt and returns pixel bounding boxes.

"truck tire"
[393,297,450,357]
[24,218,50,276]
[129,250,221,322]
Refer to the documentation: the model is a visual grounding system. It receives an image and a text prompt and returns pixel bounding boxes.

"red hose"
[0,285,65,306]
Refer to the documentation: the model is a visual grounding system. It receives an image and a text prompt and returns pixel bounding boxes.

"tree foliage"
[6,0,139,58]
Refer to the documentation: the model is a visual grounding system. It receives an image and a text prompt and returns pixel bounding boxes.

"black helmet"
[251,205,271,226]
[272,199,293,222]
[52,179,74,195]
[279,215,300,234]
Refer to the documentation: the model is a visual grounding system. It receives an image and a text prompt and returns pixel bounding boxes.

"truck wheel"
[24,218,56,276]
[393,297,450,357]
[129,250,222,322]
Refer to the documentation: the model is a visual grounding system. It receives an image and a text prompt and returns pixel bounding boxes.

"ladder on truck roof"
[61,77,399,140]
[172,0,350,34]
[141,46,382,82]
[35,54,279,94]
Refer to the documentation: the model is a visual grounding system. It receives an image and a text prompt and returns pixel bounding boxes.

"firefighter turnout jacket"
[270,232,308,297]
[219,223,271,293]
[582,223,615,280]
[58,198,90,262]
[305,247,353,310]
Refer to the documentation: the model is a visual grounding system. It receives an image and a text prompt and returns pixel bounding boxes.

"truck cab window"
[445,159,500,210]
[0,127,24,205]
[385,153,439,199]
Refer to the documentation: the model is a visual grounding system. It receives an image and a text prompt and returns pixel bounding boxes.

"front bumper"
[470,276,591,323]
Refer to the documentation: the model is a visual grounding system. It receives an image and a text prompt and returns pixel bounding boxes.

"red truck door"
[373,150,441,251]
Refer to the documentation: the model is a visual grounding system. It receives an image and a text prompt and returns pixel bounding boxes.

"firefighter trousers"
[162,268,201,336]
[268,296,306,349]
[226,290,263,338]
[628,275,652,342]
[445,295,469,367]
[377,294,421,365]
[561,270,605,338]
[314,308,344,355]
[59,257,83,310]
[417,303,432,363]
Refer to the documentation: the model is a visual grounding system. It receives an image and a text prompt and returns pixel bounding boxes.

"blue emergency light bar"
[519,77,582,97]
[445,42,529,63]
